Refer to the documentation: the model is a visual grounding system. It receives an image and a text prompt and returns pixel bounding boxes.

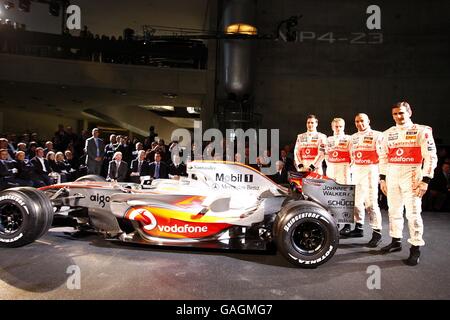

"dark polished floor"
[1,210,449,300]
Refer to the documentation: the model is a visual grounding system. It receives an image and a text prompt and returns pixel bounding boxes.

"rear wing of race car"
[287,170,355,224]
[302,179,355,224]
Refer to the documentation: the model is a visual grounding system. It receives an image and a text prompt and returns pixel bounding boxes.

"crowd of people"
[0,21,207,69]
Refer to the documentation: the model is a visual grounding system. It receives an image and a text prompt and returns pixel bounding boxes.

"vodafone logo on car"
[305,149,311,155]
[332,151,339,158]
[128,208,157,231]
[158,224,208,233]
[356,152,363,159]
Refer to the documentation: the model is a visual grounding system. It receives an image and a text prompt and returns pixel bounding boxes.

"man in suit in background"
[270,160,288,185]
[280,149,295,172]
[30,147,53,186]
[169,154,187,180]
[130,150,150,183]
[107,152,128,182]
[149,152,168,180]
[426,162,450,211]
[85,128,105,175]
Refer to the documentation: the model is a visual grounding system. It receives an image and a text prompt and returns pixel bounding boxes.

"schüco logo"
[216,173,253,183]
[328,199,354,206]
[89,194,110,208]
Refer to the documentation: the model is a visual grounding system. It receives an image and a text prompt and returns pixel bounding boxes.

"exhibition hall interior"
[0,0,449,301]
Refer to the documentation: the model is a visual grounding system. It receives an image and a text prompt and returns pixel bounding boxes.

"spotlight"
[49,1,60,16]
[4,1,15,10]
[18,0,31,12]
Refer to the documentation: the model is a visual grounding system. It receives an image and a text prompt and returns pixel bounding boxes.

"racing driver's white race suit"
[326,134,352,184]
[348,127,383,241]
[379,121,437,249]
[294,131,327,174]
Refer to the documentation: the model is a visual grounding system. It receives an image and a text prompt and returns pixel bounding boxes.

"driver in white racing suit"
[294,115,327,175]
[326,118,353,235]
[379,101,437,266]
[326,118,352,184]
[346,113,383,247]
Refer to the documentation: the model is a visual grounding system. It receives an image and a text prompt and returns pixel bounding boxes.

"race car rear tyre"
[0,188,54,248]
[274,204,338,268]
[75,175,106,182]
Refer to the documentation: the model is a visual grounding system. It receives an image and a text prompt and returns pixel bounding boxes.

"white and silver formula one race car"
[0,161,355,268]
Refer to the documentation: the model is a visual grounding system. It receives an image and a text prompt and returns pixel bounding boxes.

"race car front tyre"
[75,175,107,182]
[275,204,338,268]
[0,188,54,248]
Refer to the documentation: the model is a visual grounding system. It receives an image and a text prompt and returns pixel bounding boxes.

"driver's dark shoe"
[347,223,364,238]
[380,238,402,254]
[339,224,352,237]
[403,245,421,266]
[366,229,382,248]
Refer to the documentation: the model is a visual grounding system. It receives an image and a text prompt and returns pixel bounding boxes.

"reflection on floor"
[1,211,449,299]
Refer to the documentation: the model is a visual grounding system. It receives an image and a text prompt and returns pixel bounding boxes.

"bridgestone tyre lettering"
[274,204,338,268]
[75,175,107,182]
[0,188,54,248]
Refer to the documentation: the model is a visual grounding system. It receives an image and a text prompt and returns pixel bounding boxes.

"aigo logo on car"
[125,206,231,239]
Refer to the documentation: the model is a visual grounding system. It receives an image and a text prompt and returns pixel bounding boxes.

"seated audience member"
[65,150,79,173]
[132,142,144,158]
[427,162,450,211]
[115,136,133,166]
[44,141,55,156]
[53,152,71,182]
[130,150,150,183]
[149,152,168,179]
[270,160,288,185]
[6,135,17,156]
[12,151,34,187]
[107,151,128,182]
[168,154,187,180]
[0,138,13,160]
[30,147,53,186]
[17,142,27,153]
[27,141,38,159]
[30,133,40,145]
[47,151,57,171]
[0,148,18,189]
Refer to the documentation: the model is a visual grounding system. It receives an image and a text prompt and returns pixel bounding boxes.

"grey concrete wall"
[253,0,450,145]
